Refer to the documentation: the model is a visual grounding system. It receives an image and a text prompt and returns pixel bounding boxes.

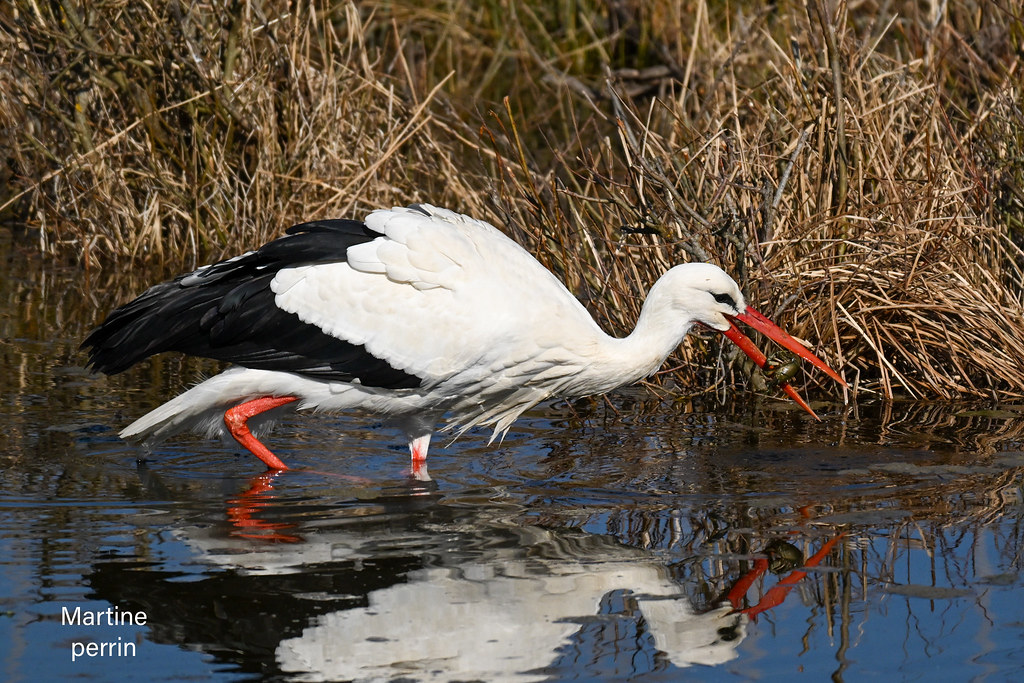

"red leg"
[410,434,431,463]
[224,396,299,470]
[408,434,431,481]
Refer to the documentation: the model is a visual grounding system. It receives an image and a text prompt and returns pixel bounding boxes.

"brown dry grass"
[0,2,484,266]
[2,0,1023,400]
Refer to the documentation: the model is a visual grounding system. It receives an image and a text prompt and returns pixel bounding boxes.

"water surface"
[2,231,1023,681]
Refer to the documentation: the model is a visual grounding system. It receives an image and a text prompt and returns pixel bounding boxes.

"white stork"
[83,204,845,476]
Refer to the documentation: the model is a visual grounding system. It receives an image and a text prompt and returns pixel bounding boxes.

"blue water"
[2,238,1023,681]
[3,394,1024,681]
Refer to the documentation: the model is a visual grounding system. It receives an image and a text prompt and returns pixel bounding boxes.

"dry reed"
[2,0,1023,399]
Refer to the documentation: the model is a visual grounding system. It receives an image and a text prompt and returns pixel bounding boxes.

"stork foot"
[224,396,299,470]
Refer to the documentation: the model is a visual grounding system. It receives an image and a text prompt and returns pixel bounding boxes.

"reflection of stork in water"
[275,551,745,681]
[185,500,746,679]
[173,474,843,681]
[83,204,845,479]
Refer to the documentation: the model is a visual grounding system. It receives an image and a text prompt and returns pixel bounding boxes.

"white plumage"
[84,204,844,476]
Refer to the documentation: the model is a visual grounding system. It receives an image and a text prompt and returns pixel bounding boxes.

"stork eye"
[712,292,736,308]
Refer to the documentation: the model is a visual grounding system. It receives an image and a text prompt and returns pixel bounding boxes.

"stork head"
[661,263,846,419]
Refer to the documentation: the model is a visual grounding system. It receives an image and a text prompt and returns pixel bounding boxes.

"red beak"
[717,306,846,420]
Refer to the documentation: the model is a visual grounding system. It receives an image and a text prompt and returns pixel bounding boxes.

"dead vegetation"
[2,0,1023,400]
[0,2,480,266]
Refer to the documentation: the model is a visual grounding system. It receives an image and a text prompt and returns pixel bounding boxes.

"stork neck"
[587,287,694,392]
[624,301,694,374]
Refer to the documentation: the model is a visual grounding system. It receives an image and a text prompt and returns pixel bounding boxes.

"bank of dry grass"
[0,1,487,266]
[2,0,1023,400]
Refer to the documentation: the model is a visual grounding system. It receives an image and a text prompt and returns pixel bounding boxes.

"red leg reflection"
[225,471,301,543]
[224,467,378,543]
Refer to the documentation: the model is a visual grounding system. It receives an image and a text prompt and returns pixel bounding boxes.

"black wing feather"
[81,219,422,389]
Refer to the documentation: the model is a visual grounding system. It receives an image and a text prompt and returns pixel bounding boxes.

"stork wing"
[82,219,420,388]
[83,206,601,391]
[271,205,603,386]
